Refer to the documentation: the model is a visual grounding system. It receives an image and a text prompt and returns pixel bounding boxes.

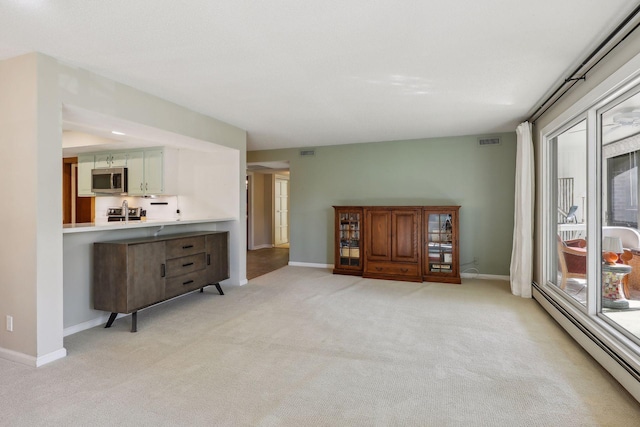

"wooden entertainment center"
[333,206,461,284]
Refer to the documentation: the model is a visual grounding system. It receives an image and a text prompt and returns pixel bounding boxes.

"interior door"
[274,177,289,246]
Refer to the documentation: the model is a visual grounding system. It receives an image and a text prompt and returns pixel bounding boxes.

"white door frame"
[274,174,290,246]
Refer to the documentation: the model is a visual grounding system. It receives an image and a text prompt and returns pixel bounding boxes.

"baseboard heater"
[532,281,640,382]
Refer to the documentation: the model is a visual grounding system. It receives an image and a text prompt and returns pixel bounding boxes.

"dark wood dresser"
[93,231,229,331]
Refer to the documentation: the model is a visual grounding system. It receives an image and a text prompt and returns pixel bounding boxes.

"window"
[607,152,639,228]
[550,120,588,307]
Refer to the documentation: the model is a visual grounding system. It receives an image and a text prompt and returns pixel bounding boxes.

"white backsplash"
[95,195,180,222]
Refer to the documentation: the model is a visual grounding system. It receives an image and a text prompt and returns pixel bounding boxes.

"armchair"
[557,235,586,290]
[557,234,635,298]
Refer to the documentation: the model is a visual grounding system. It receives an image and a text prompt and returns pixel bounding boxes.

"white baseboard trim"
[461,273,510,281]
[0,346,67,367]
[288,261,333,269]
[63,285,232,338]
[239,278,249,286]
[63,313,124,337]
[36,348,67,367]
[250,244,273,250]
[0,347,37,366]
[287,263,509,281]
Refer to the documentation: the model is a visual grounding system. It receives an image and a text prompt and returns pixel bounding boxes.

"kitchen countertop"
[62,217,236,234]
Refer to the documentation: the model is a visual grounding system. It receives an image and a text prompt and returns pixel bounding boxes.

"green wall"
[248,132,517,275]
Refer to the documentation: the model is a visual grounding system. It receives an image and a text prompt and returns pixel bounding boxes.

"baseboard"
[250,244,273,250]
[461,272,510,281]
[63,286,230,338]
[36,348,67,367]
[287,263,509,280]
[288,261,333,269]
[0,346,67,367]
[533,283,640,402]
[64,314,124,337]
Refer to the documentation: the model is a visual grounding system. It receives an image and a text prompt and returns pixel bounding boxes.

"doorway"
[62,158,94,224]
[246,161,290,278]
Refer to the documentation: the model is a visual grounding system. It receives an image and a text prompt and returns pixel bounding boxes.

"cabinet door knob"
[401,268,408,273]
[207,254,211,265]
[183,280,194,286]
[182,245,194,249]
[375,267,383,271]
[182,262,194,267]
[161,264,166,277]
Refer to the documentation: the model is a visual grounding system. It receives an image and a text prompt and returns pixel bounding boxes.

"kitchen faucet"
[122,199,128,222]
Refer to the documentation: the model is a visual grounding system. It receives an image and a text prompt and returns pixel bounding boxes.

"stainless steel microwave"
[91,167,128,194]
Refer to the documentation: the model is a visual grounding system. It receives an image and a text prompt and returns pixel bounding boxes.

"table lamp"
[603,236,624,265]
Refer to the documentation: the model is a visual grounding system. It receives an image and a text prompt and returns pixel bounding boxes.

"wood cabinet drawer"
[165,271,207,299]
[365,261,419,277]
[165,253,206,278]
[165,236,205,259]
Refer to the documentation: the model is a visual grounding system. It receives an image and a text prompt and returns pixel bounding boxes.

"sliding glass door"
[599,89,640,340]
[546,83,640,346]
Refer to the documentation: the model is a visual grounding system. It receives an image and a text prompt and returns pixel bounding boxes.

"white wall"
[0,52,247,366]
[0,54,41,360]
[177,148,239,220]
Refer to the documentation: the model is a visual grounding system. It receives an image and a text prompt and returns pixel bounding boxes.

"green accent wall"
[248,132,517,275]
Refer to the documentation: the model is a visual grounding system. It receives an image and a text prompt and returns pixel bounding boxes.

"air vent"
[478,137,501,146]
[299,149,316,157]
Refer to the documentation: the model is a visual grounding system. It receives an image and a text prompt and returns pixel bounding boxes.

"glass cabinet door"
[339,212,361,267]
[427,213,454,273]
[334,207,364,275]
[424,206,460,283]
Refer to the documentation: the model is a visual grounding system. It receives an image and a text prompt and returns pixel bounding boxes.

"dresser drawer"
[165,271,207,299]
[165,253,206,278]
[165,236,205,259]
[365,261,419,278]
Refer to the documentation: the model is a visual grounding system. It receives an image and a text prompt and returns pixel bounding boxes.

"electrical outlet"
[6,315,13,332]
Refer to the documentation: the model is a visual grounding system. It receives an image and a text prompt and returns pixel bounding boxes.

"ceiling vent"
[478,137,501,146]
[299,149,316,157]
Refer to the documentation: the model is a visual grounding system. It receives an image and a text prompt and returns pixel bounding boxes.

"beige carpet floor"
[2,266,640,426]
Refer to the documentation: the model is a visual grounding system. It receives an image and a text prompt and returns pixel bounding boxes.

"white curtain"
[510,121,534,298]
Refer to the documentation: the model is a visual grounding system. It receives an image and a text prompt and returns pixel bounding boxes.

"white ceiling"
[1,1,639,151]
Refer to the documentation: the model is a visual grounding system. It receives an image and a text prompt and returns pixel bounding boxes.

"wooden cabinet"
[93,231,228,332]
[333,207,363,275]
[333,206,460,284]
[423,206,461,283]
[206,233,230,284]
[364,207,422,282]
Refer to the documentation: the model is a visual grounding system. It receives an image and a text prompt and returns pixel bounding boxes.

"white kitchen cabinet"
[144,148,165,194]
[77,154,95,197]
[94,151,128,168]
[126,151,145,196]
[126,148,177,196]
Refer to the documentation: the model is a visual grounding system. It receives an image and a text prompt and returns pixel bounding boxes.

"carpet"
[1,266,639,426]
